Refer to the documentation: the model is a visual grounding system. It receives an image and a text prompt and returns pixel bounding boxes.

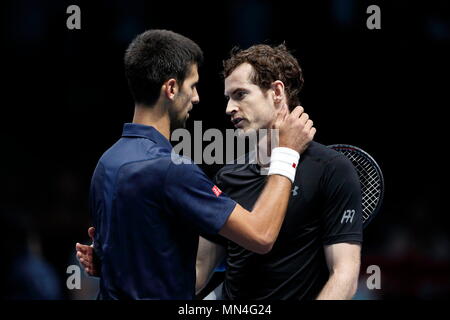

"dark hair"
[124,29,203,106]
[223,44,304,110]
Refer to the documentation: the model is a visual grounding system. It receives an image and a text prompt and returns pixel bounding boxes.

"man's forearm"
[248,174,292,247]
[196,237,226,293]
[316,272,358,300]
[219,174,293,254]
[196,263,214,294]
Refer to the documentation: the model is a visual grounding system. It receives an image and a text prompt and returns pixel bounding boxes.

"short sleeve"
[164,160,236,235]
[320,155,363,245]
[197,172,231,246]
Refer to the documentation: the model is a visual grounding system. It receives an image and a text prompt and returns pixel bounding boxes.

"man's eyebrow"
[224,87,247,96]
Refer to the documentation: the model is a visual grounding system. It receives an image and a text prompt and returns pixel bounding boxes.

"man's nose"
[226,100,238,115]
[192,88,200,104]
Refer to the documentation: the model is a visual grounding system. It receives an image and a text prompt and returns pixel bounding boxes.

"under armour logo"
[292,185,299,197]
[341,210,355,224]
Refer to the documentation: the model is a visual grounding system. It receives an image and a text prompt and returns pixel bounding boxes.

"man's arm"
[316,242,361,300]
[219,175,291,254]
[316,146,363,299]
[195,236,226,294]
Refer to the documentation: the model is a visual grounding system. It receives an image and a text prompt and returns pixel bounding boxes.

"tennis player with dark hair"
[77,30,315,300]
[194,44,363,300]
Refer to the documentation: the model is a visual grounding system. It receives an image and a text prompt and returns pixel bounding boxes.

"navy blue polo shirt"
[89,123,236,300]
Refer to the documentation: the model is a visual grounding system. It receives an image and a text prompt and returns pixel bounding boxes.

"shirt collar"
[121,123,172,150]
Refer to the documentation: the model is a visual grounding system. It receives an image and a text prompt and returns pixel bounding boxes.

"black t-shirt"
[213,141,363,300]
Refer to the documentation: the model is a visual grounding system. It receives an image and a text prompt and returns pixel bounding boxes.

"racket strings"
[338,149,382,222]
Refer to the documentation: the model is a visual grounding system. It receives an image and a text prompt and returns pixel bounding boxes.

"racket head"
[328,144,384,228]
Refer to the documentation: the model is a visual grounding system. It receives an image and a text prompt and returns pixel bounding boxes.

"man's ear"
[162,78,178,101]
[271,80,285,108]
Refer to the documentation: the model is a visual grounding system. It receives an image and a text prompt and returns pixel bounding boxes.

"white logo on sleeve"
[341,209,355,224]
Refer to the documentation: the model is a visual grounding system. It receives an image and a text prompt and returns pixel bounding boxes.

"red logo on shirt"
[212,185,222,197]
[292,163,296,168]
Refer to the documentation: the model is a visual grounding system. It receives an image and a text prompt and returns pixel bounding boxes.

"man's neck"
[256,128,276,168]
[132,103,171,140]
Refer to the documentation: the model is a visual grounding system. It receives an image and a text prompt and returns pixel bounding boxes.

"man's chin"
[170,119,187,132]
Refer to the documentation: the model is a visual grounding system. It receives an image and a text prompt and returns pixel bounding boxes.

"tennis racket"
[328,144,384,228]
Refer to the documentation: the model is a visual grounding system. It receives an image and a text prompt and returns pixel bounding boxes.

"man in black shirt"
[196,44,362,300]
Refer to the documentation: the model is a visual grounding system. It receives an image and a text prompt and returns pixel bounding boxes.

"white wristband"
[267,147,300,183]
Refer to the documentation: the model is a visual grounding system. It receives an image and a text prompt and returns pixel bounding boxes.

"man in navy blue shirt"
[77,30,315,299]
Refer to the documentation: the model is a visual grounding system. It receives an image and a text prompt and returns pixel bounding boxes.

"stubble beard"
[169,93,190,133]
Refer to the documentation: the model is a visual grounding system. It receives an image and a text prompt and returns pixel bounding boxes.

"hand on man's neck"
[257,127,276,168]
[257,103,288,168]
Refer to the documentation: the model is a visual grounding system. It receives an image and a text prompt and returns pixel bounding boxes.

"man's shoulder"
[97,138,178,177]
[304,141,340,161]
[305,142,359,187]
[303,141,354,169]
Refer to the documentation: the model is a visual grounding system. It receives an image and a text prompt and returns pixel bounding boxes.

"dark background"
[1,0,449,299]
